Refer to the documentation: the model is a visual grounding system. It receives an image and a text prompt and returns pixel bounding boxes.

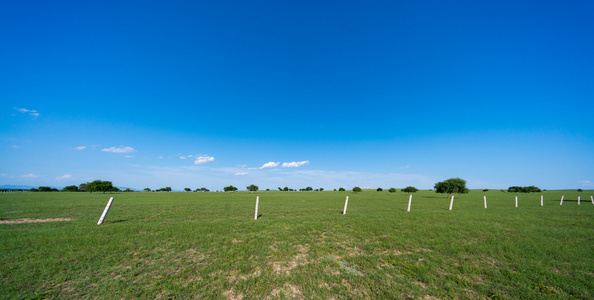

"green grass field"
[1,190,593,299]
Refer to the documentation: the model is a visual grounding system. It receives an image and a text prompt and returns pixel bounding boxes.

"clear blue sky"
[1,0,593,191]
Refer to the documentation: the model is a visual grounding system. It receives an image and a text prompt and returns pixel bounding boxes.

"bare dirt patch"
[0,218,74,224]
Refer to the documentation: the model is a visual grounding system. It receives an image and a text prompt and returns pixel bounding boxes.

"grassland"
[1,190,593,299]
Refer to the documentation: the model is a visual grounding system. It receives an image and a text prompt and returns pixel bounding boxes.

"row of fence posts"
[96,194,594,224]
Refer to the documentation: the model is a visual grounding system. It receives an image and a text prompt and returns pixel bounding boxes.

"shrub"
[352,187,362,192]
[401,186,419,193]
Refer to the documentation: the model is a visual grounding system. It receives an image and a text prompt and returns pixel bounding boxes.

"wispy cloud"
[102,146,136,153]
[578,180,592,186]
[125,155,135,158]
[400,165,410,169]
[11,145,19,149]
[235,172,248,176]
[75,146,86,150]
[15,107,40,118]
[179,156,187,160]
[56,174,72,180]
[282,161,309,168]
[260,162,280,169]
[194,155,215,165]
[22,173,38,178]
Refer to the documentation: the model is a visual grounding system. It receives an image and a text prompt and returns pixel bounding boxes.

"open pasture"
[1,190,593,299]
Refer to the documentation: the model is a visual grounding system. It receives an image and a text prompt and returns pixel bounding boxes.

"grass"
[1,190,593,299]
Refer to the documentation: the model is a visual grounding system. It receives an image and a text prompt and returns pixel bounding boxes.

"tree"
[224,185,238,192]
[144,188,151,192]
[246,184,259,192]
[401,186,419,194]
[304,186,313,191]
[96,181,115,194]
[283,187,289,192]
[338,187,345,191]
[62,185,79,192]
[156,187,172,192]
[38,186,54,192]
[434,178,469,198]
[388,188,397,194]
[319,188,324,191]
[124,188,133,192]
[84,180,115,194]
[184,188,191,192]
[377,187,383,192]
[578,188,583,192]
[352,186,362,192]
[79,183,87,192]
[507,186,541,193]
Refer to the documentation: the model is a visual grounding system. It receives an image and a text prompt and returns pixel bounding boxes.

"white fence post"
[254,196,259,220]
[97,197,114,225]
[591,196,593,204]
[578,196,581,205]
[449,195,454,211]
[484,196,487,209]
[515,196,518,208]
[541,195,543,207]
[560,195,564,205]
[407,194,412,212]
[343,196,349,215]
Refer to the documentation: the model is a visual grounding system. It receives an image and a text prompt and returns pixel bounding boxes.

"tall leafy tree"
[434,178,469,198]
[85,180,115,194]
[62,185,79,192]
[224,185,238,192]
[246,184,259,192]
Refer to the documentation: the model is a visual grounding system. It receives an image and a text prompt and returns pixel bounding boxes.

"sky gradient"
[1,0,593,191]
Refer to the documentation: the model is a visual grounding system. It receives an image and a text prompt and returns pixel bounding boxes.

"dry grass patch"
[271,244,310,275]
[268,283,302,299]
[222,288,244,300]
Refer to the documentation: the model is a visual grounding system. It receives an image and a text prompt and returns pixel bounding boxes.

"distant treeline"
[507,186,541,193]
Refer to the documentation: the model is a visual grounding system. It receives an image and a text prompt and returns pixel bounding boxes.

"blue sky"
[1,0,593,190]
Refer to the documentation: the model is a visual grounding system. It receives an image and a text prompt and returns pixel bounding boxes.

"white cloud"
[75,146,86,150]
[102,146,136,153]
[179,156,187,160]
[194,155,215,165]
[282,161,309,168]
[260,162,280,169]
[400,165,410,169]
[125,155,135,158]
[158,156,164,159]
[578,180,592,186]
[235,172,248,176]
[56,174,72,180]
[11,145,19,149]
[22,173,38,178]
[15,108,39,118]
